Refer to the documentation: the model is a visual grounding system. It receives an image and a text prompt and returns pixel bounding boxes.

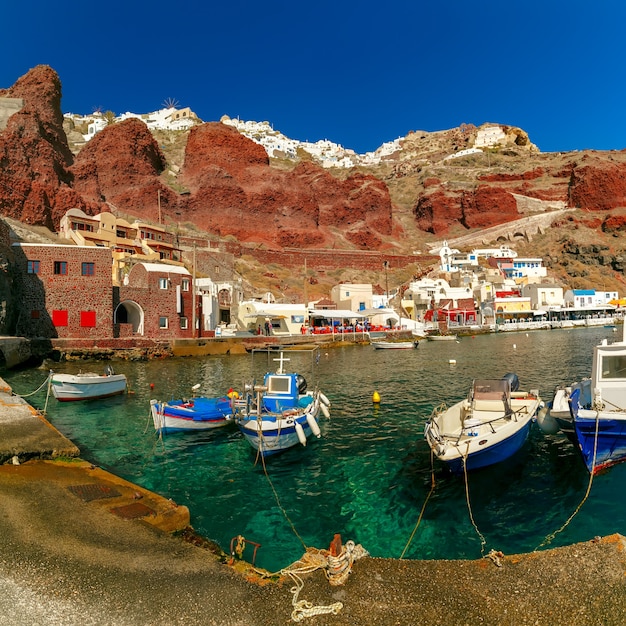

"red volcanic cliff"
[0,65,88,227]
[178,123,393,248]
[3,65,626,248]
[70,118,177,221]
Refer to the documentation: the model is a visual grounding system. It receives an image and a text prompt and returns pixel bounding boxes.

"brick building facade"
[13,244,197,341]
[13,244,115,339]
[118,262,195,339]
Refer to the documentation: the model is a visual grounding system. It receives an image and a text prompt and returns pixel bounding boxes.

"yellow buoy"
[372,391,381,404]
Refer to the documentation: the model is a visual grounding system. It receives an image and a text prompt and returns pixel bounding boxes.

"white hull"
[425,377,542,473]
[371,341,417,350]
[51,372,127,401]
[237,397,322,456]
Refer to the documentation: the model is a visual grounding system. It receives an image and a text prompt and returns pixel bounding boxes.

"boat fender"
[306,413,321,438]
[320,402,331,419]
[319,392,331,407]
[295,422,307,446]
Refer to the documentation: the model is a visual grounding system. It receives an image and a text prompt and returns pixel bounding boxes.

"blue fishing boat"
[564,324,626,474]
[424,373,543,473]
[235,350,331,457]
[150,386,235,434]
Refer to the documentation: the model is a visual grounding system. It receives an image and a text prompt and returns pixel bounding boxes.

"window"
[181,278,190,292]
[601,355,626,380]
[53,261,67,275]
[52,310,68,326]
[31,310,40,319]
[80,311,96,327]
[81,262,95,276]
[180,317,188,330]
[27,260,40,274]
[159,277,169,289]
[159,316,169,329]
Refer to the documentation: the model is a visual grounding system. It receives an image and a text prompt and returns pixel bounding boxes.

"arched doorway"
[114,300,144,335]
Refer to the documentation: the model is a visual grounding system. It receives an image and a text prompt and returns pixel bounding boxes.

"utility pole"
[383,261,389,303]
[157,190,162,224]
[303,258,308,307]
[192,243,196,337]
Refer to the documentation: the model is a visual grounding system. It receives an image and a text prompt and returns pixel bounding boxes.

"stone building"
[12,244,114,339]
[117,262,195,339]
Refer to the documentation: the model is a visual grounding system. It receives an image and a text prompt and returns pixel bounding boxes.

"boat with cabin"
[235,349,331,457]
[559,324,626,474]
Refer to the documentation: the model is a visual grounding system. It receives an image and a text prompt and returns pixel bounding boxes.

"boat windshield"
[471,379,511,402]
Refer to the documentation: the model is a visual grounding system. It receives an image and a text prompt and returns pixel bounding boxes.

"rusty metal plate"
[109,502,155,519]
[68,484,121,502]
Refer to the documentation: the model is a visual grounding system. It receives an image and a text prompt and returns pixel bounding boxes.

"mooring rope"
[400,447,437,559]
[259,441,308,552]
[258,540,368,622]
[534,410,600,551]
[462,444,488,557]
[12,373,51,399]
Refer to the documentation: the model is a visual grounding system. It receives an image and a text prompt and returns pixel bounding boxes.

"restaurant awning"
[308,309,365,318]
[244,312,286,319]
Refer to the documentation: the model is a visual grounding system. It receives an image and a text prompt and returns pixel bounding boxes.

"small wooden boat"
[425,333,457,341]
[150,390,234,434]
[424,373,542,473]
[51,367,127,402]
[235,350,331,457]
[371,341,418,349]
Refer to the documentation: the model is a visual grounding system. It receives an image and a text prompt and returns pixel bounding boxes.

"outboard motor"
[296,374,308,394]
[502,372,519,392]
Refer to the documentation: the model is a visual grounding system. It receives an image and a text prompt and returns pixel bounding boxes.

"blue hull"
[574,414,626,474]
[445,421,531,474]
[569,387,626,474]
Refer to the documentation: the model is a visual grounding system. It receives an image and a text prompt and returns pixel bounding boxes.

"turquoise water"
[5,327,626,573]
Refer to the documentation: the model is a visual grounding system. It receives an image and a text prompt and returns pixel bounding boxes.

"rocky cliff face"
[0,67,396,250]
[1,65,626,292]
[178,122,394,248]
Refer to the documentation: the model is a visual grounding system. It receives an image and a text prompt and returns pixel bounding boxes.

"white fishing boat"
[424,373,542,473]
[51,366,127,402]
[425,333,458,341]
[235,349,331,457]
[371,340,418,350]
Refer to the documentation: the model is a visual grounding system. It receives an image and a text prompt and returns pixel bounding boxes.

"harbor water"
[4,326,625,573]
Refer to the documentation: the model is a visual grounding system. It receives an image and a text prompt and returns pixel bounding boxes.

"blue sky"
[3,1,626,154]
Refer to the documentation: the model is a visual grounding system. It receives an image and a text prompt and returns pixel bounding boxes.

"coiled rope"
[271,540,368,622]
